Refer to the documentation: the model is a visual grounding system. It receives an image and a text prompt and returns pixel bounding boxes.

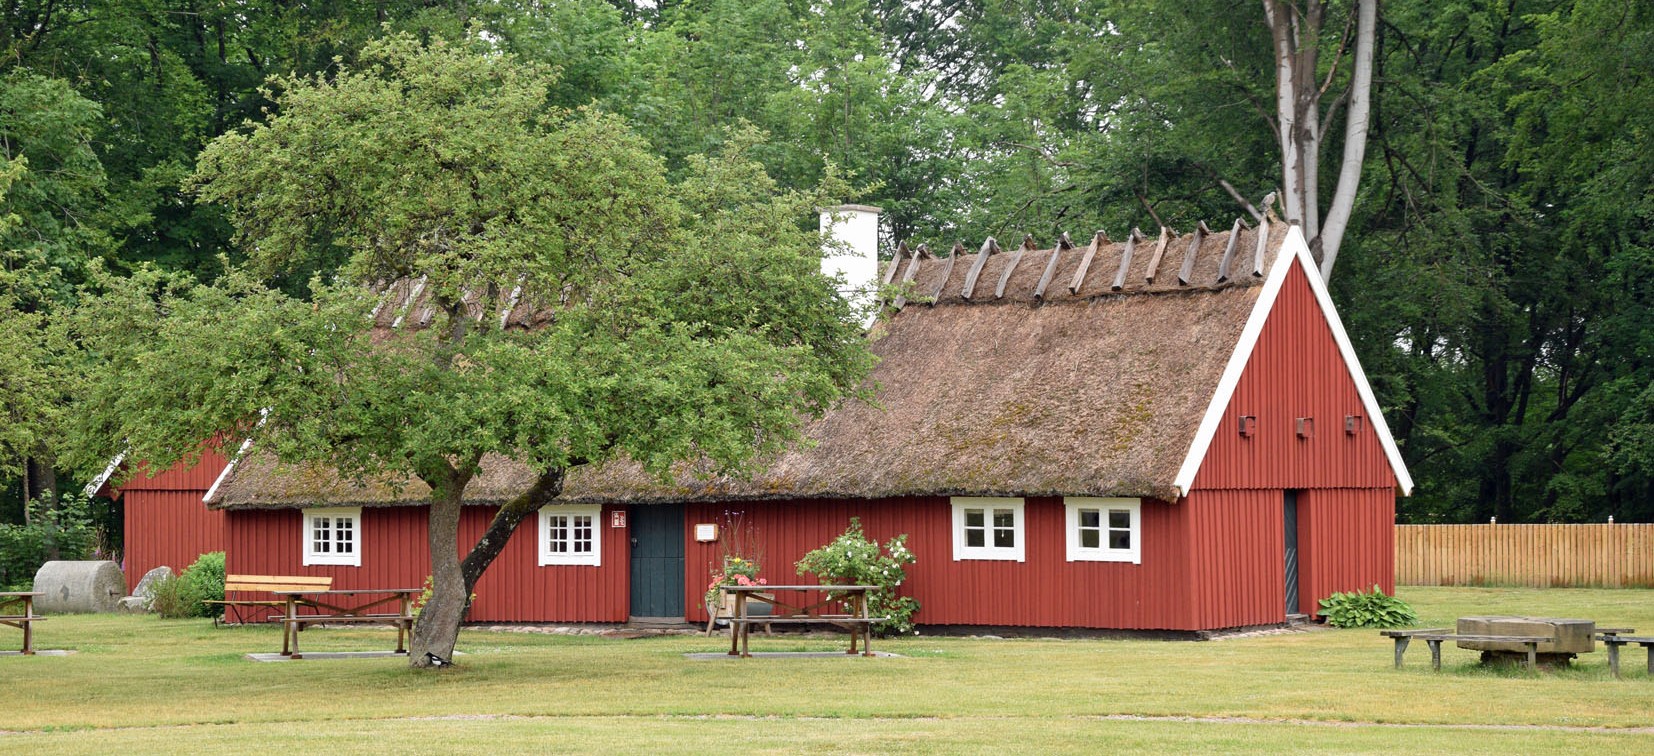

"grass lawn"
[1,586,1651,753]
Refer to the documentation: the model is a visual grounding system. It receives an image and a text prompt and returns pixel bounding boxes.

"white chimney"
[819,204,882,324]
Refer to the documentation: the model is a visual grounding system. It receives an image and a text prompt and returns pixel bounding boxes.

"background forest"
[2,0,1651,543]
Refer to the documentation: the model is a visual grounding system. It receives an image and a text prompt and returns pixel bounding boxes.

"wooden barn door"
[1284,490,1301,616]
[629,504,685,620]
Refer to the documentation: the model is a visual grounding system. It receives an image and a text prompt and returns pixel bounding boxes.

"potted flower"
[704,556,770,629]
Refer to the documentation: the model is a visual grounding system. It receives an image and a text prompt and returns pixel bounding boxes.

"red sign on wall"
[610,510,627,528]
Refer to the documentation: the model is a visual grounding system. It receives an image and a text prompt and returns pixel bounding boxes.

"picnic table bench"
[204,574,333,626]
[724,585,886,658]
[272,588,419,659]
[1380,628,1553,670]
[0,592,44,655]
[1595,632,1653,679]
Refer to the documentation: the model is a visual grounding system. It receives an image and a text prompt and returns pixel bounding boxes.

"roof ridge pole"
[929,241,965,304]
[1111,227,1145,292]
[1217,218,1248,284]
[882,242,909,286]
[1068,230,1108,294]
[995,234,1037,299]
[1252,215,1272,278]
[1143,226,1175,284]
[1177,221,1213,286]
[1034,232,1074,301]
[960,237,1000,299]
[892,244,927,310]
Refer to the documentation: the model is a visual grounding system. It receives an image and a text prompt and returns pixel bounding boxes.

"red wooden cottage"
[86,448,230,593]
[189,211,1412,633]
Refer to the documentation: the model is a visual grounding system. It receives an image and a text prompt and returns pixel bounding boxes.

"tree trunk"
[408,467,568,669]
[1263,0,1377,282]
[409,483,468,667]
[1317,0,1376,279]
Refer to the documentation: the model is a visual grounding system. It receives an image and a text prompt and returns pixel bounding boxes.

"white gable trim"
[202,435,257,505]
[83,452,127,498]
[1171,225,1413,497]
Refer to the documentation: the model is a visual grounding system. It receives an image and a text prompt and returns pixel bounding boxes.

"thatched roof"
[208,221,1287,510]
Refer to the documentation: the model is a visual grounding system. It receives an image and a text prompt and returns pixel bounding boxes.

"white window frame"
[302,507,362,567]
[1065,497,1141,564]
[538,504,602,567]
[950,497,1026,562]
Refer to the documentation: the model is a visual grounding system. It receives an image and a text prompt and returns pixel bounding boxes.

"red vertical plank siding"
[680,497,1202,631]
[1184,260,1398,622]
[119,448,231,492]
[121,490,226,593]
[116,449,230,593]
[1191,263,1397,492]
[224,506,630,623]
[1296,488,1396,614]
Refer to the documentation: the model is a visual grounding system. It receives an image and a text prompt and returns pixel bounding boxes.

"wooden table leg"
[1393,637,1409,669]
[1607,642,1621,679]
[22,596,34,655]
[1645,643,1653,676]
[738,593,750,658]
[1525,642,1537,670]
[1427,639,1442,671]
[397,593,411,654]
[280,596,295,656]
[860,592,873,657]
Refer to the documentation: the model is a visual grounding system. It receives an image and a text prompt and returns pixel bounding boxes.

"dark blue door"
[629,505,684,618]
[1284,490,1300,616]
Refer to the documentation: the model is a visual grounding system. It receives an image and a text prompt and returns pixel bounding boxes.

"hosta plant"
[1318,585,1418,628]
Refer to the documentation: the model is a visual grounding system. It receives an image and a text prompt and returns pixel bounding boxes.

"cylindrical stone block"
[32,560,126,613]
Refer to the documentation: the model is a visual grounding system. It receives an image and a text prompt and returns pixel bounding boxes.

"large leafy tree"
[68,35,874,667]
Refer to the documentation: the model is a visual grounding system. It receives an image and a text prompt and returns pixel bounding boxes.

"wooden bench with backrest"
[205,575,332,626]
[1381,628,1553,671]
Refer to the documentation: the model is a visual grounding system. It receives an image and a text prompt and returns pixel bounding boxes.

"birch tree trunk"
[1262,0,1377,282]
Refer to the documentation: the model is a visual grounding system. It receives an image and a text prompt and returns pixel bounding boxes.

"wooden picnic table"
[272,588,419,659]
[723,585,885,658]
[0,592,44,655]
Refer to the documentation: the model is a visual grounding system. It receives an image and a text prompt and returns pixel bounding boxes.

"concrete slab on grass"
[685,651,902,660]
[246,651,408,662]
[0,650,75,657]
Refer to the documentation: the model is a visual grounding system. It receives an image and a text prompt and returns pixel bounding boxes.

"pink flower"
[757,578,768,585]
[735,575,753,586]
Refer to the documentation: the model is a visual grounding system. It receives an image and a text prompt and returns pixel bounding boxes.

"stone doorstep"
[0,650,75,656]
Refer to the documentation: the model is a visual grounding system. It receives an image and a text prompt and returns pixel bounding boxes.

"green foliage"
[1318,586,1419,629]
[0,493,98,590]
[795,518,919,635]
[153,552,225,619]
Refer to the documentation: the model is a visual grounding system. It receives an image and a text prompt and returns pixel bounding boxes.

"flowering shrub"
[795,518,919,635]
[705,556,768,609]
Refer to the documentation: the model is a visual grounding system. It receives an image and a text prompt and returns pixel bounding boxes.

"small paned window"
[1065,498,1141,564]
[540,505,602,566]
[302,508,362,566]
[951,498,1025,561]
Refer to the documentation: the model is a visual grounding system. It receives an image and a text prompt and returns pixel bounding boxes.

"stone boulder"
[129,566,175,610]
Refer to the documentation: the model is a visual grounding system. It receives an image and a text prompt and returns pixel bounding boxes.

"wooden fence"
[1396,524,1654,588]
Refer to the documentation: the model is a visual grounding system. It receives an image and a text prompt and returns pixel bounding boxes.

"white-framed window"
[1065,497,1141,564]
[303,507,361,567]
[539,505,601,566]
[951,497,1025,561]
